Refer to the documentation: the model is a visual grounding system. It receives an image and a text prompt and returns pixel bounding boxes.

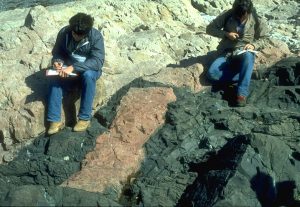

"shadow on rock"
[24,70,49,128]
[95,77,171,127]
[167,51,219,86]
[25,70,82,127]
[211,83,238,107]
[251,168,300,207]
[176,135,251,207]
[25,70,48,105]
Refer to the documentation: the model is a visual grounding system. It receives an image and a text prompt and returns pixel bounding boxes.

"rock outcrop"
[0,0,299,206]
[0,57,299,206]
[0,0,299,162]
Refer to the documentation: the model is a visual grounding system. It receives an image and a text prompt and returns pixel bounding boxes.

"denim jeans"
[206,51,255,97]
[47,70,101,122]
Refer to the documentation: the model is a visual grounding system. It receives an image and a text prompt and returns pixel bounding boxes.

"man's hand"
[53,61,63,70]
[244,44,255,50]
[58,65,74,78]
[226,32,239,41]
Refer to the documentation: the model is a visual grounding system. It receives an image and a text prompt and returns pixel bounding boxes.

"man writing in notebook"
[47,13,105,135]
[206,0,268,106]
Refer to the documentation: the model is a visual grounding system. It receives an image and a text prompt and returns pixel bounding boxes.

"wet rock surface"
[0,57,299,206]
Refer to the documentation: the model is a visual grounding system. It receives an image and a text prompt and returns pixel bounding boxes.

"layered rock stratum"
[0,0,299,206]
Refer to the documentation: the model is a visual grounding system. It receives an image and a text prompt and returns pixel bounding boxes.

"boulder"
[144,63,204,92]
[24,5,58,46]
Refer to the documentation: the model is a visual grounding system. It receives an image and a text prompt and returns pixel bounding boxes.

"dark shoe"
[73,120,90,132]
[236,95,247,107]
[48,122,63,135]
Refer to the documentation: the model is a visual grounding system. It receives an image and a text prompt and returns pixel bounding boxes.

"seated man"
[206,0,268,106]
[47,13,105,135]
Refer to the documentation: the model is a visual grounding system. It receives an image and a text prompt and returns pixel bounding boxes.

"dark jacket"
[206,9,268,54]
[52,26,105,73]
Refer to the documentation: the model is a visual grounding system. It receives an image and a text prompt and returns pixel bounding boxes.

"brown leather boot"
[73,120,90,132]
[236,95,247,107]
[48,122,63,135]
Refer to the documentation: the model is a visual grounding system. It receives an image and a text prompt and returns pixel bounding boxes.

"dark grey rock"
[3,185,55,206]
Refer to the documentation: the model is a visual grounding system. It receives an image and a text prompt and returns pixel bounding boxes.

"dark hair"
[232,0,253,18]
[69,13,94,35]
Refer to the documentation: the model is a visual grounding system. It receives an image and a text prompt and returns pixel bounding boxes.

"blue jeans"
[206,51,255,97]
[47,70,101,122]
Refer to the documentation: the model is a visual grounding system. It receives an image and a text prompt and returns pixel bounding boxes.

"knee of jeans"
[243,52,255,62]
[82,70,97,81]
[206,70,219,81]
